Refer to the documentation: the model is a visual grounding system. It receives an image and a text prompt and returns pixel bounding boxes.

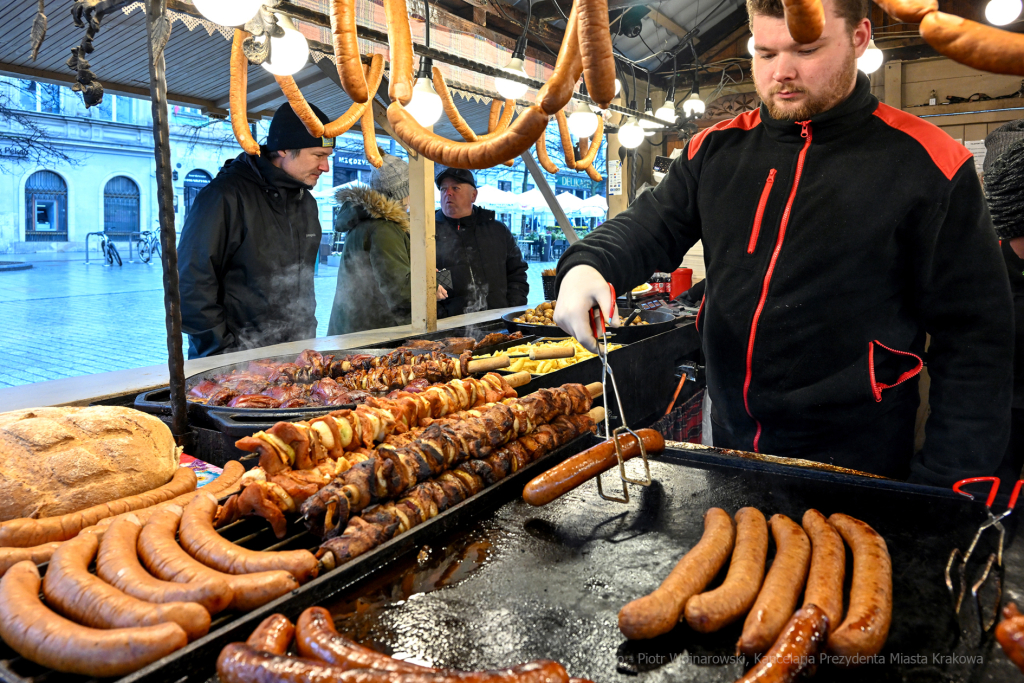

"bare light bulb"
[193,0,262,26]
[261,17,309,76]
[568,105,600,138]
[495,57,530,100]
[406,77,443,127]
[986,0,1022,24]
[857,39,883,73]
[618,118,644,149]
[654,101,676,122]
[682,92,705,117]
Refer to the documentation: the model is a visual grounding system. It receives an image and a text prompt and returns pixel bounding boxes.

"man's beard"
[757,52,856,121]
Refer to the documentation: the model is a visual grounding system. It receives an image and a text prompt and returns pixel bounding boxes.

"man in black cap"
[178,102,334,357]
[434,167,528,317]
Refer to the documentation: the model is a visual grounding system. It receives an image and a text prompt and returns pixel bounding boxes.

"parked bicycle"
[136,230,161,264]
[98,234,122,267]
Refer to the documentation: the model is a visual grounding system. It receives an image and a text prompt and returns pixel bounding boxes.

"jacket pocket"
[868,340,923,402]
[748,169,777,254]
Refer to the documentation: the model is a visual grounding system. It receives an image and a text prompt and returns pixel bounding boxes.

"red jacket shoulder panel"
[872,103,973,181]
[687,109,762,160]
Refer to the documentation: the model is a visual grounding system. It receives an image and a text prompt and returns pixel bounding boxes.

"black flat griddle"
[502,306,678,343]
[252,442,1020,683]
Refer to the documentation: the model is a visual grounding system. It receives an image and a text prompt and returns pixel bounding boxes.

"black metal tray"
[236,440,1022,683]
[502,306,678,344]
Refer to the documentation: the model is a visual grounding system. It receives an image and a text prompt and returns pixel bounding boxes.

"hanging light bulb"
[495,56,530,100]
[568,86,599,137]
[654,100,677,123]
[193,0,263,26]
[618,101,644,149]
[261,16,309,76]
[639,98,661,129]
[857,38,884,73]
[407,64,443,126]
[615,78,622,96]
[986,0,1022,24]
[747,35,756,56]
[682,92,705,117]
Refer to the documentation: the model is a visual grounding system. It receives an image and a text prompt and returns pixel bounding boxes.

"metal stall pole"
[409,130,437,333]
[519,151,579,245]
[145,0,189,444]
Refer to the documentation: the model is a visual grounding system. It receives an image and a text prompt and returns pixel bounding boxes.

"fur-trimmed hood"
[334,185,409,233]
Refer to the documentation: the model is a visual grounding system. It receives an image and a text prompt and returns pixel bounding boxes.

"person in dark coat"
[984,132,1024,487]
[552,0,1013,486]
[328,152,415,335]
[434,167,528,317]
[177,103,334,358]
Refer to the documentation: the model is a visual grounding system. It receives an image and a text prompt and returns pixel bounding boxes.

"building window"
[183,169,211,216]
[498,181,512,191]
[103,176,141,234]
[25,171,68,242]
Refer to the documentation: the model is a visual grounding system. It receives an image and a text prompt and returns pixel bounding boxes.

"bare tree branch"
[0,86,80,171]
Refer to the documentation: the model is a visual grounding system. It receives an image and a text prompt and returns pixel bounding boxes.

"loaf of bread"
[0,406,177,522]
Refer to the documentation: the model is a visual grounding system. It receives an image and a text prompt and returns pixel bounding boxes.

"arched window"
[183,169,211,216]
[25,170,68,242]
[103,176,140,234]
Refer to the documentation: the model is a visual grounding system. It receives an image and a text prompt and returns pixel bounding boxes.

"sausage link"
[573,118,603,170]
[0,466,197,548]
[247,614,296,655]
[434,66,480,142]
[331,0,369,103]
[325,55,386,138]
[874,0,937,23]
[737,514,811,656]
[801,509,845,630]
[296,606,435,672]
[179,492,319,583]
[619,507,735,640]
[384,0,415,105]
[584,164,602,182]
[0,561,188,677]
[362,103,383,168]
[41,533,210,641]
[781,0,825,43]
[997,603,1024,673]
[231,29,260,155]
[576,0,616,108]
[826,513,891,661]
[483,100,516,138]
[535,128,559,174]
[733,604,829,683]
[275,75,327,137]
[537,0,583,115]
[0,542,61,576]
[685,507,768,633]
[488,99,503,133]
[523,429,665,506]
[218,643,570,683]
[387,103,550,169]
[96,515,233,614]
[556,110,575,168]
[139,506,299,613]
[919,11,1024,77]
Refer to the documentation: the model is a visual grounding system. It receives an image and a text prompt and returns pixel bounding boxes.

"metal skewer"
[590,284,652,504]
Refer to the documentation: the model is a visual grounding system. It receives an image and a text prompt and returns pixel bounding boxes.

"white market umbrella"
[554,191,585,215]
[475,185,518,210]
[516,187,550,212]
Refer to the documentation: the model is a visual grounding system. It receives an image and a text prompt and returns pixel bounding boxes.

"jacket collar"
[334,185,410,233]
[758,72,879,144]
[436,205,495,228]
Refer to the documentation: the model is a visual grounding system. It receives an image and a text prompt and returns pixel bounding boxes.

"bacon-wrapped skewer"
[300,384,594,539]
[318,412,597,567]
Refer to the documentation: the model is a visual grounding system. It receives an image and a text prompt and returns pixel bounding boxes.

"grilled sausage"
[297,606,436,672]
[247,614,296,655]
[0,466,197,548]
[325,55,386,138]
[179,492,319,583]
[997,603,1024,673]
[96,515,233,614]
[331,0,368,103]
[231,29,260,155]
[41,532,210,641]
[782,0,825,43]
[919,11,1024,77]
[537,0,583,116]
[138,506,299,613]
[685,507,768,632]
[733,604,830,683]
[801,509,845,630]
[737,514,811,656]
[0,542,62,576]
[384,0,414,105]
[576,0,616,108]
[218,644,571,683]
[619,507,735,640]
[0,561,188,677]
[535,128,559,174]
[573,118,604,170]
[275,75,326,137]
[826,513,891,661]
[523,429,665,506]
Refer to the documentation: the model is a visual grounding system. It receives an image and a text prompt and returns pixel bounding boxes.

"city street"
[0,253,556,388]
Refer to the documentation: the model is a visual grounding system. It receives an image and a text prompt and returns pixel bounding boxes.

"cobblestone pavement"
[0,255,556,388]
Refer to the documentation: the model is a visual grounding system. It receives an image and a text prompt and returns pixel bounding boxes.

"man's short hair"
[275,149,302,160]
[746,0,868,33]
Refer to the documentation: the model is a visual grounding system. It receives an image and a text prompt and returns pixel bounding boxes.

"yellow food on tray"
[513,301,650,326]
[478,339,621,375]
[632,283,652,294]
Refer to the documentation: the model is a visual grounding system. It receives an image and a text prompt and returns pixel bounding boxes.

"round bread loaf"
[0,407,177,522]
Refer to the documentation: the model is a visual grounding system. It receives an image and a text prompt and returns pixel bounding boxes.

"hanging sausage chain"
[786,0,1024,76]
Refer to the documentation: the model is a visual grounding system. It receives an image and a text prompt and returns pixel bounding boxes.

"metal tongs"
[589,283,652,504]
[945,476,1022,632]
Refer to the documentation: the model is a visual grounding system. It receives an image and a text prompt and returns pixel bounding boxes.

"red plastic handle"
[953,476,1001,509]
[1010,480,1024,510]
[588,283,617,339]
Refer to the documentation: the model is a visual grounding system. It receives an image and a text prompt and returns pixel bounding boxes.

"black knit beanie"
[985,136,1024,241]
[266,103,334,152]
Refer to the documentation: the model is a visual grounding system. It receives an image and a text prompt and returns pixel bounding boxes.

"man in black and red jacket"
[554,0,1013,486]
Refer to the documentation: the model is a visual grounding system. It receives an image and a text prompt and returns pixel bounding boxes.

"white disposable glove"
[552,264,620,353]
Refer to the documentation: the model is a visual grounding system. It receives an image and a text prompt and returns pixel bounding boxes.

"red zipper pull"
[798,120,812,139]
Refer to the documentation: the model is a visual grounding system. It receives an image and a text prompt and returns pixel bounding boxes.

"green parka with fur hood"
[328,185,411,335]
